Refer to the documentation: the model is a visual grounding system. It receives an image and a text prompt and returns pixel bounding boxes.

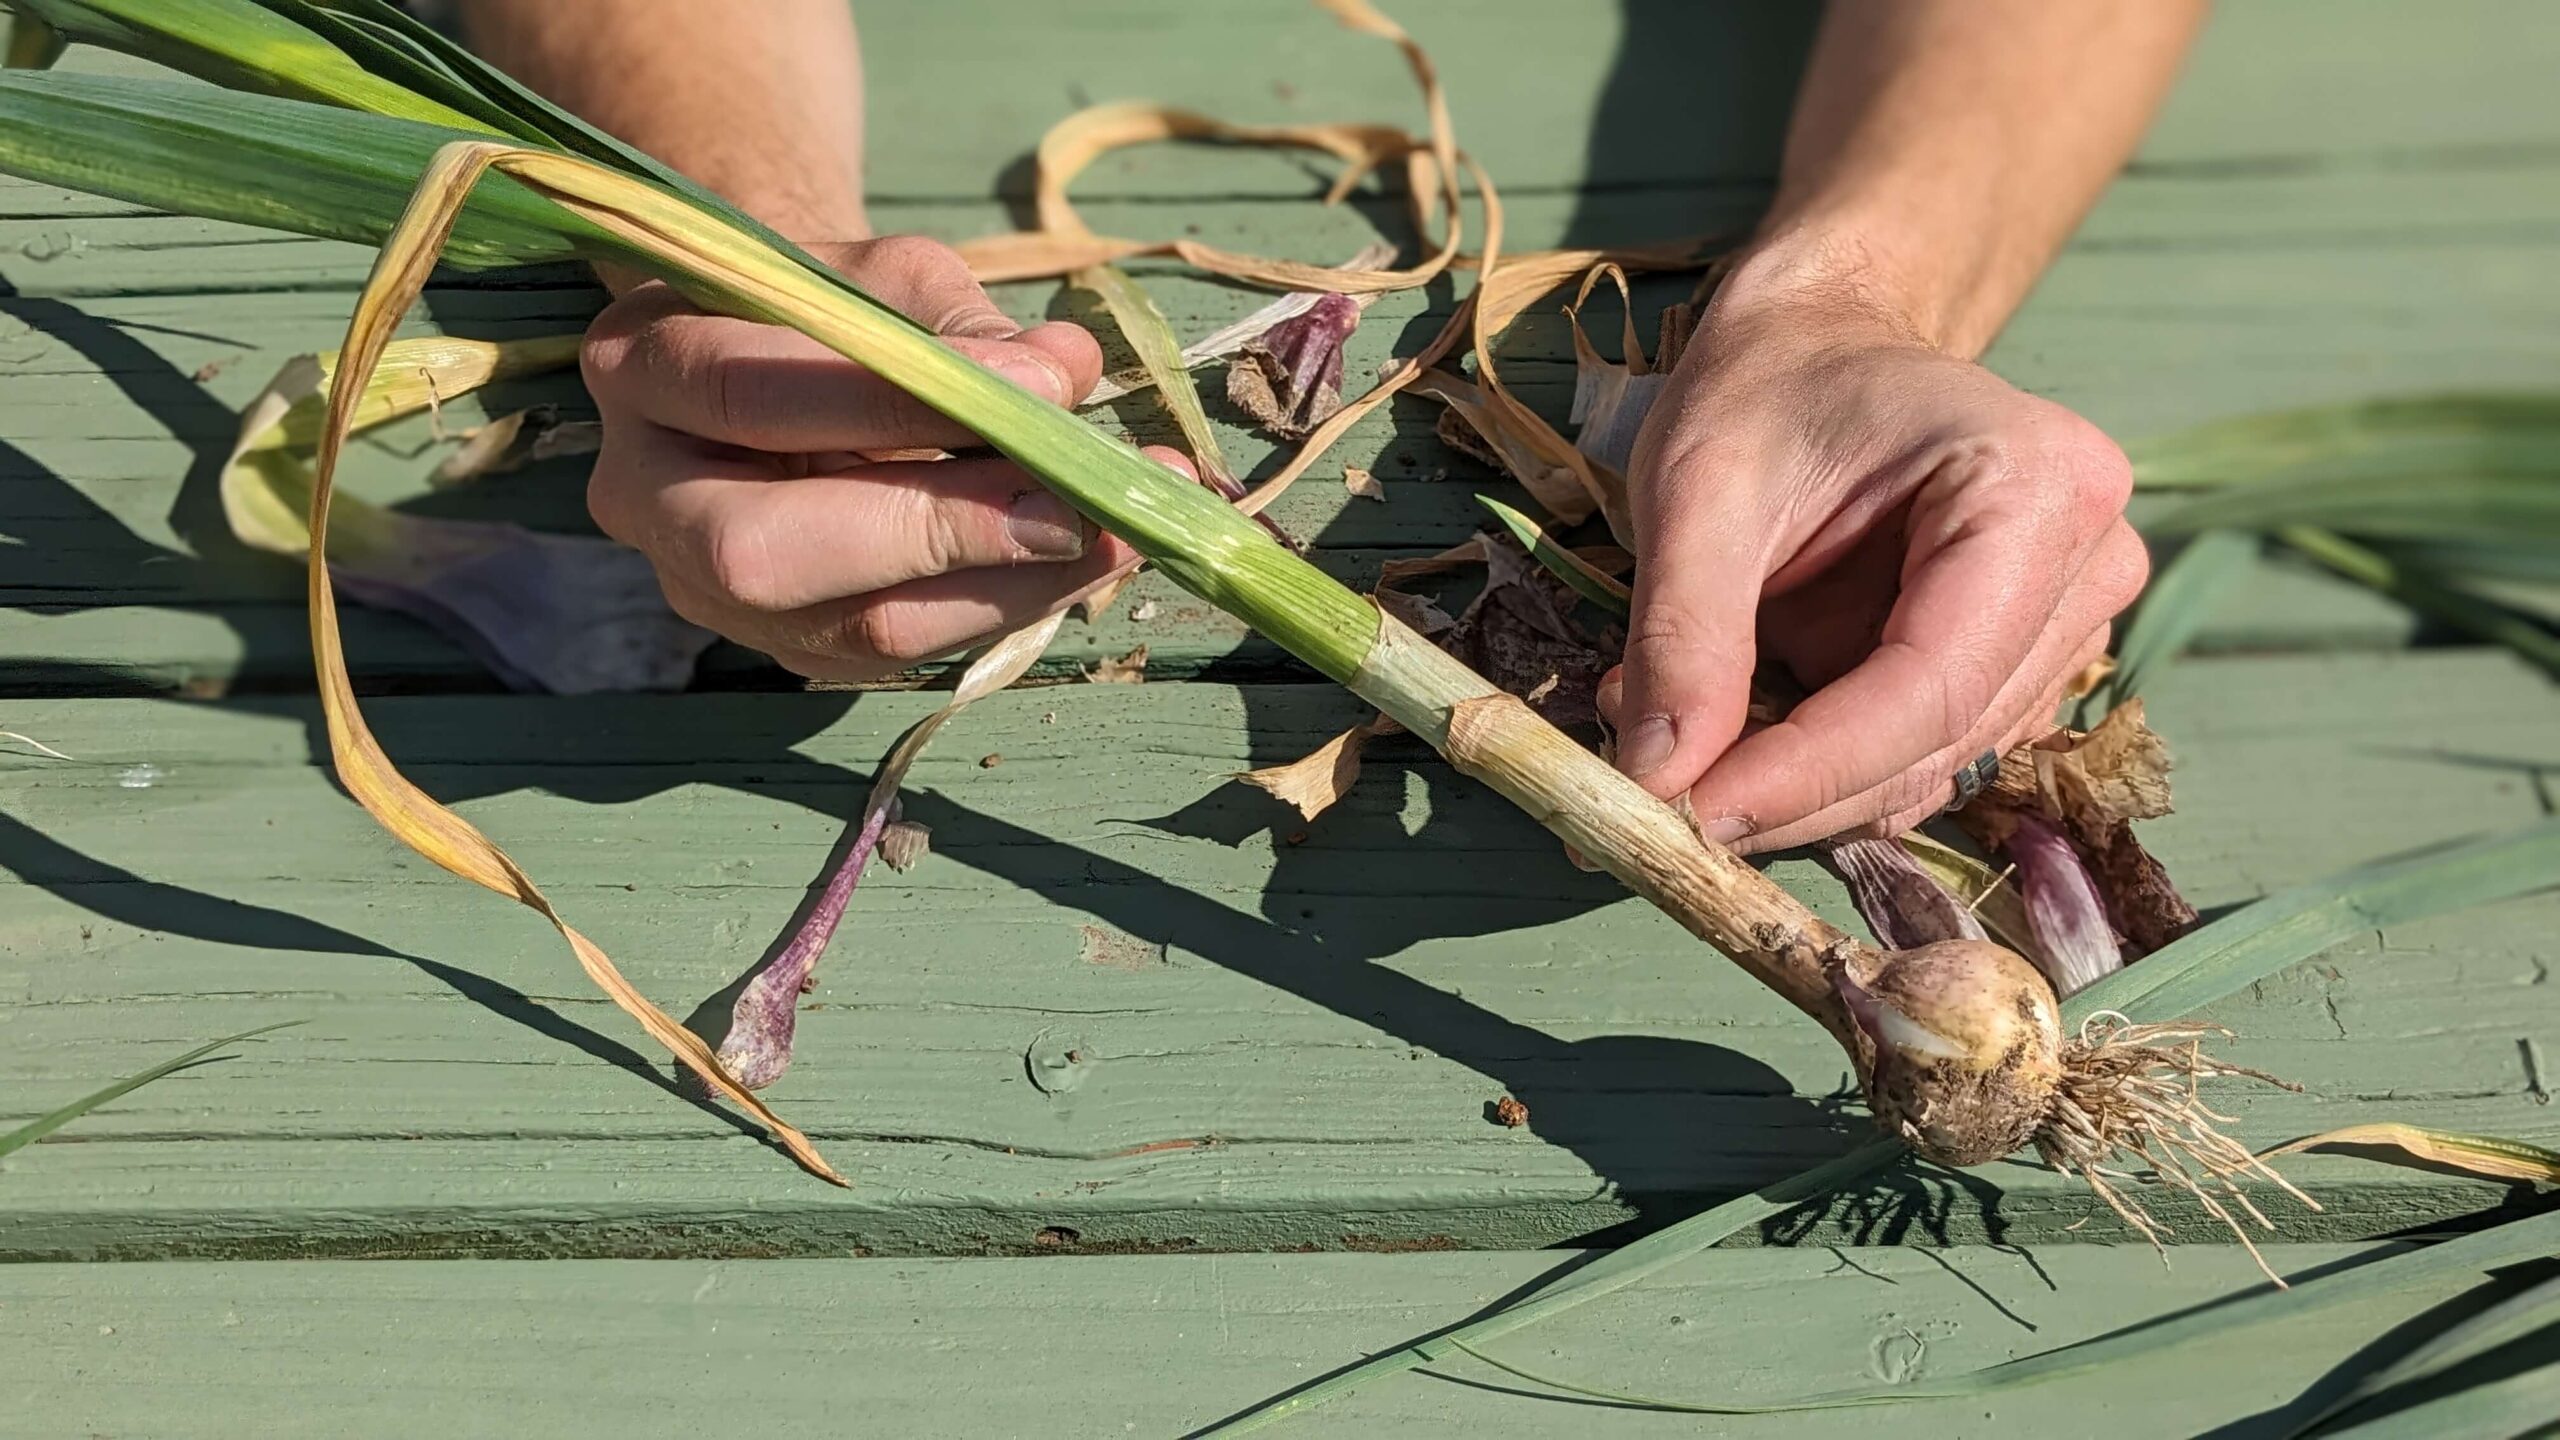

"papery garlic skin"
[1836,940,2065,1166]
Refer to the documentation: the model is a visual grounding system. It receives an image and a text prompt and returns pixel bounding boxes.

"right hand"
[582,234,1169,681]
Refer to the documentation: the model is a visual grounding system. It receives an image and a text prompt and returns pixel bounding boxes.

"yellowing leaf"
[2263,1124,2560,1182]
[302,139,843,1184]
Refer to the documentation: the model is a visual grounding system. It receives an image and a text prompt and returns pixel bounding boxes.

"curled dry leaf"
[1343,465,1386,502]
[2065,653,2118,701]
[1562,269,1704,545]
[953,0,1461,294]
[1085,643,1150,684]
[227,337,714,694]
[1456,236,1721,529]
[297,142,841,1182]
[722,616,1069,1091]
[1236,713,1399,823]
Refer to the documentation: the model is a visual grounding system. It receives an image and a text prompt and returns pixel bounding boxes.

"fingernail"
[1700,816,1752,848]
[1006,493,1087,558]
[992,352,1068,404]
[1617,716,1677,779]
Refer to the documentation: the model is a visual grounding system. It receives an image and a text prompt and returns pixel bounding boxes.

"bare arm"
[1610,2,2207,852]
[454,0,870,242]
[1761,0,2209,357]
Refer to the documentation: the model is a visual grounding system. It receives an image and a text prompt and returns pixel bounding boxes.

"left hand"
[1598,241,2148,855]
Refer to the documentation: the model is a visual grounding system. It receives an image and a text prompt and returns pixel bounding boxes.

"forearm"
[455,0,869,243]
[1745,0,2207,357]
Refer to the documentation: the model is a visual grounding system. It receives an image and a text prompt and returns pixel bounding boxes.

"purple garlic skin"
[1835,939,2064,1167]
[2009,814,2124,998]
[1827,838,1988,950]
[1226,292,1359,438]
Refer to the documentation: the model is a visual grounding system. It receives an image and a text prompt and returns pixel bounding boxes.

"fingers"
[592,438,1103,613]
[1608,446,1772,803]
[630,445,1191,684]
[1699,430,2140,845]
[1731,622,2109,855]
[668,535,1143,684]
[584,234,1103,457]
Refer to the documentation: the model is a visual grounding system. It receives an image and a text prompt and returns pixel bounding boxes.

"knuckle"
[583,444,646,546]
[2042,414,2135,525]
[700,515,786,613]
[860,233,972,297]
[914,498,980,575]
[849,599,932,666]
[705,350,753,438]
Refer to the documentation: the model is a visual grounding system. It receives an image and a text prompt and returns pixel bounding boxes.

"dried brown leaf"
[1234,715,1395,822]
[1374,586,1455,635]
[1343,465,1386,502]
[2065,654,2118,701]
[953,1,1460,294]
[1085,643,1150,684]
[1378,534,1490,587]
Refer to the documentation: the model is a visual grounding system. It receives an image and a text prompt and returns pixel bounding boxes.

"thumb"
[1610,466,1766,821]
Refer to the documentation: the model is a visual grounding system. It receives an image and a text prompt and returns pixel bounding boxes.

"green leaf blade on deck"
[2128,392,2560,492]
[2066,816,2560,1025]
[0,1021,300,1159]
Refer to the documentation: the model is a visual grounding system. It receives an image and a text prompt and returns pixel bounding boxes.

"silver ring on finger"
[1944,748,2002,813]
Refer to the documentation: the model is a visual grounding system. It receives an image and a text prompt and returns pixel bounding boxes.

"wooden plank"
[11,156,2560,689]
[2,650,2552,1259]
[845,1,2560,197]
[0,1241,2490,1438]
[13,1,2556,204]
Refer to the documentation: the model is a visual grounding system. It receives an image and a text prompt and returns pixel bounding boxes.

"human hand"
[582,234,1173,681]
[1599,240,2147,854]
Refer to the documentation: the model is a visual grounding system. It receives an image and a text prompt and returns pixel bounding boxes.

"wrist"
[1716,213,2001,360]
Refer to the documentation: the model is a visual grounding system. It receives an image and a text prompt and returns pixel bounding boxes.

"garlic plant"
[0,0,2259,1209]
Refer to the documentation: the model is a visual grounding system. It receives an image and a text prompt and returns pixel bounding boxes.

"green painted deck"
[2,2,2557,1436]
